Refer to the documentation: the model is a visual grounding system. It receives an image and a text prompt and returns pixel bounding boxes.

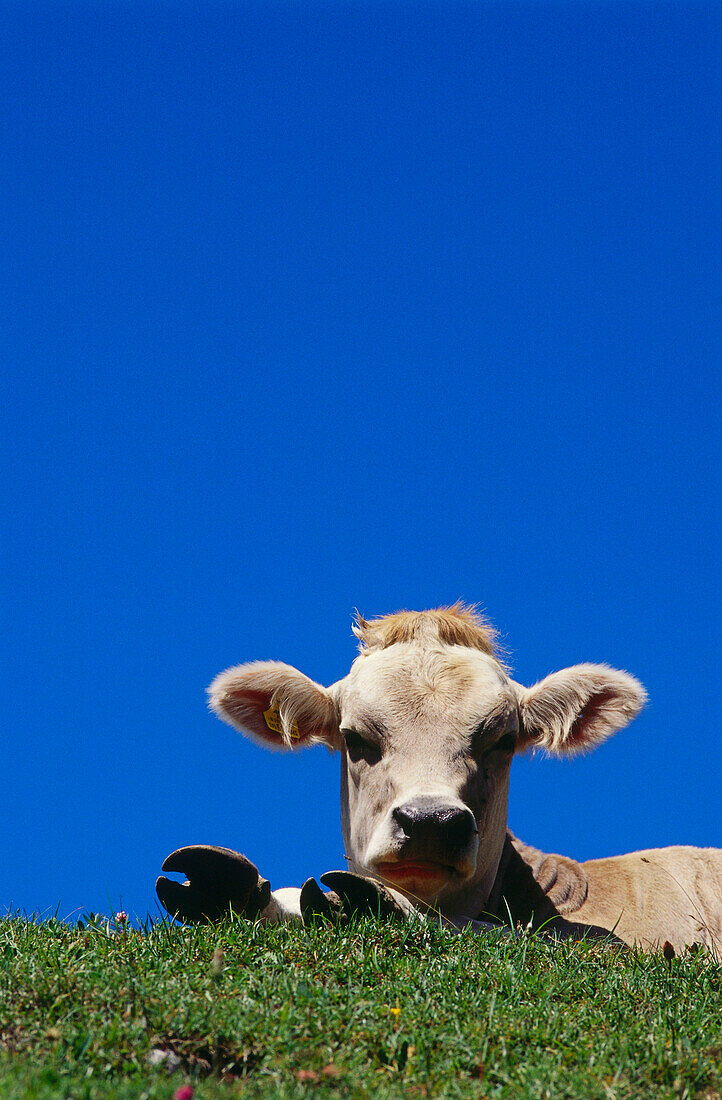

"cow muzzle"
[369,796,478,898]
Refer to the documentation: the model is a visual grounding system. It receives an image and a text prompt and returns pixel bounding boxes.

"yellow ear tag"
[263,707,301,741]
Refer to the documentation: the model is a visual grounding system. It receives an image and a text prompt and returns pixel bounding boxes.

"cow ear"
[516,663,647,756]
[208,661,340,751]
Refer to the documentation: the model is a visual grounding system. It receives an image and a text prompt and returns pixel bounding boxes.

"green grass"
[1,914,720,1099]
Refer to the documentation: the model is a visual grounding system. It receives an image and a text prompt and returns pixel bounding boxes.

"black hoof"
[156,844,271,924]
[299,877,344,925]
[319,871,405,920]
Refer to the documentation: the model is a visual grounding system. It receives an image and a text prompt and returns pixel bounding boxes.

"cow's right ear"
[208,661,340,752]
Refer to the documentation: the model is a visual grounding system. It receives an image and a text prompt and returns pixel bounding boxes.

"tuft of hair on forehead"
[353,602,504,661]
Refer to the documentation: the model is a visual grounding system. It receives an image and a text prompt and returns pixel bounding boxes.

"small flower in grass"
[296,1069,318,1082]
[115,911,128,930]
[663,940,675,963]
[174,1087,194,1100]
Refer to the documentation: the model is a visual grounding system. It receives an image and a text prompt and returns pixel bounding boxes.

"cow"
[156,605,722,954]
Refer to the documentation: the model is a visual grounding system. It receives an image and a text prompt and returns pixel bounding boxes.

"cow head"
[209,606,647,919]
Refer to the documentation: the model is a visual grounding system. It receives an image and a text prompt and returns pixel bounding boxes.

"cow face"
[209,607,646,917]
[333,643,518,915]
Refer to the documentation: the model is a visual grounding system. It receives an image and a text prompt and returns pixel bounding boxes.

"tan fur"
[353,603,504,663]
[507,836,722,955]
[509,835,589,914]
[576,847,722,955]
[208,661,339,750]
[519,663,649,756]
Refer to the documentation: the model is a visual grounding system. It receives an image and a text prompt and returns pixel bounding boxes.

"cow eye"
[494,732,517,755]
[471,722,516,755]
[342,729,382,765]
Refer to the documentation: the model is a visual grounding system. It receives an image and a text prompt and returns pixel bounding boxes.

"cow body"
[490,834,722,953]
[157,606,721,954]
[574,844,722,952]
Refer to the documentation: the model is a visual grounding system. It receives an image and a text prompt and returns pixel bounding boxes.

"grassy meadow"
[1,914,720,1100]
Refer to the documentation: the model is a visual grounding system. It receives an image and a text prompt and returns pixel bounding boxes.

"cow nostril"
[392,805,417,839]
[440,808,477,849]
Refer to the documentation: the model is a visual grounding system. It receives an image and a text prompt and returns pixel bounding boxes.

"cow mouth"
[375,860,458,887]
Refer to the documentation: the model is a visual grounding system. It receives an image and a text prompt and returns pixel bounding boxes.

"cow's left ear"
[208,661,340,752]
[515,663,647,756]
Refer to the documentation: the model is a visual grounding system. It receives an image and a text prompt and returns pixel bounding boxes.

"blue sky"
[2,1,719,921]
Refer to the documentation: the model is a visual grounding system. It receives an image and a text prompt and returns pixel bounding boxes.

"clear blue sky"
[2,1,719,921]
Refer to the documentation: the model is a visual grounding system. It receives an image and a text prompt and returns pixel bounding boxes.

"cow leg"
[299,873,394,923]
[310,870,416,921]
[156,845,277,924]
[263,887,303,924]
[302,873,508,933]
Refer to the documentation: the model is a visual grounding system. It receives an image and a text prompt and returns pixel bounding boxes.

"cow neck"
[480,831,589,930]
[508,833,589,915]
